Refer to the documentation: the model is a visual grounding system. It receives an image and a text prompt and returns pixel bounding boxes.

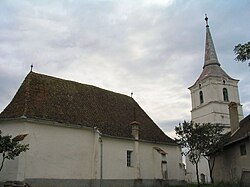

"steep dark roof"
[207,115,250,156]
[0,72,175,144]
[227,114,250,145]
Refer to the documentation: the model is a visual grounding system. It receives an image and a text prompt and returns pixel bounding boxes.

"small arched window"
[223,88,229,102]
[199,91,204,104]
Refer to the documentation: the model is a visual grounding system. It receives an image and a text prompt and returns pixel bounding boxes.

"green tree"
[0,131,29,172]
[175,121,202,186]
[175,121,224,185]
[198,124,224,184]
[234,41,250,66]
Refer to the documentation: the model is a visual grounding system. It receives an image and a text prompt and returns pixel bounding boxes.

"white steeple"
[189,15,243,127]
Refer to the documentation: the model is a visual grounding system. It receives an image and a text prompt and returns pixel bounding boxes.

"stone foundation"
[5,179,187,187]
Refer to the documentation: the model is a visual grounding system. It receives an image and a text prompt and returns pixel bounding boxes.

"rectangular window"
[127,150,133,167]
[199,91,204,104]
[240,144,247,156]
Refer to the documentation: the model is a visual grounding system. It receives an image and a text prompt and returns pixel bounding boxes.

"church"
[186,16,247,184]
[189,16,243,127]
[1,15,249,186]
[0,72,185,187]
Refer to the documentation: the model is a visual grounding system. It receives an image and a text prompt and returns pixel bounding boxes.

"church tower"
[189,16,243,128]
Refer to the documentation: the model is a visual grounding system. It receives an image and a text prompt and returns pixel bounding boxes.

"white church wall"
[192,102,243,125]
[161,145,185,180]
[139,142,168,179]
[0,120,95,181]
[0,119,185,184]
[140,142,185,181]
[101,136,184,181]
[192,103,230,124]
[0,121,26,181]
[185,156,210,184]
[101,136,135,179]
[191,78,243,125]
[24,121,95,180]
[139,142,162,179]
[190,78,241,111]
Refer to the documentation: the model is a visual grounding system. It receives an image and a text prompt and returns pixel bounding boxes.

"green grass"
[173,182,240,187]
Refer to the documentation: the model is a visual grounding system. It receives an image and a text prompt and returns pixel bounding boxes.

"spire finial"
[205,14,209,27]
[30,64,33,72]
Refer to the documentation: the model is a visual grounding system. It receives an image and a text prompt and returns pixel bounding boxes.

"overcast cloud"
[0,0,249,138]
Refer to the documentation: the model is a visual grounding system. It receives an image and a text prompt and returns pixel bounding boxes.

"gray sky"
[0,0,249,138]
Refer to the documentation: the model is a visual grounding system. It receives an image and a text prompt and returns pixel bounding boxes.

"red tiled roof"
[0,72,175,144]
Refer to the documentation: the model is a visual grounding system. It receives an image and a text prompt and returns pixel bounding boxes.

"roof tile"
[0,72,175,144]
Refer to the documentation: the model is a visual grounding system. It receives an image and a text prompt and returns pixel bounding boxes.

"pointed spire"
[189,15,237,88]
[203,15,220,69]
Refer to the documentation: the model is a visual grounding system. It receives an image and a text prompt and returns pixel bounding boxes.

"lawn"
[174,182,241,187]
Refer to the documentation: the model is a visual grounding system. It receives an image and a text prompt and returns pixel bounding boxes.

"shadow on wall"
[241,171,250,187]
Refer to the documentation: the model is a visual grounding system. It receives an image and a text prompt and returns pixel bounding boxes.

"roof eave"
[189,75,239,90]
[224,134,250,147]
[0,117,177,145]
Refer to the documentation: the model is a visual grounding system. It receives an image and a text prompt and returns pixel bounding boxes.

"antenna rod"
[30,64,34,72]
